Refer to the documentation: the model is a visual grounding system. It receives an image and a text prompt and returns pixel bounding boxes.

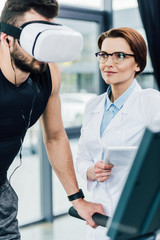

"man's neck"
[0,46,30,86]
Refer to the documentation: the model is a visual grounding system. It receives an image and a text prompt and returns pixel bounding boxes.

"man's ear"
[1,33,12,46]
[6,38,10,44]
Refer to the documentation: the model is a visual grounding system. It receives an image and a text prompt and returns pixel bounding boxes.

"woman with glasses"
[76,27,160,240]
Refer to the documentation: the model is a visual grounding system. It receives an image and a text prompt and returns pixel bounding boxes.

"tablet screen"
[104,146,138,166]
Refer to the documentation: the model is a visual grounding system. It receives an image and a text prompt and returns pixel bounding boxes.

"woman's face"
[99,37,140,88]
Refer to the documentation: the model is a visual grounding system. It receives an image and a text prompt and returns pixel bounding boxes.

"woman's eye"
[102,54,107,59]
[117,53,125,59]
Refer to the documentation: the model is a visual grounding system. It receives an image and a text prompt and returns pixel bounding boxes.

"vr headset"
[0,21,83,63]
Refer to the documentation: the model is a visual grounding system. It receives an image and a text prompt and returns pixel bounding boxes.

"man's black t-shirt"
[0,66,52,185]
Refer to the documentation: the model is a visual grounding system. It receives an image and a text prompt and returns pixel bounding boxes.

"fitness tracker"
[68,189,85,201]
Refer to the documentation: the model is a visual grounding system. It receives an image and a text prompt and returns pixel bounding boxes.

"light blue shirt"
[100,79,136,138]
[100,80,136,160]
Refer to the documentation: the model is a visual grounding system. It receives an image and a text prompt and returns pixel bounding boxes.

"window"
[0,0,6,14]
[113,0,138,10]
[56,18,99,128]
[58,0,103,10]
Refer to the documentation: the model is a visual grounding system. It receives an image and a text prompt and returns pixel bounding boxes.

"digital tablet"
[104,146,138,166]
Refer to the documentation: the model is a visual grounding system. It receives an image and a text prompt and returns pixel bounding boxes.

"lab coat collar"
[92,79,141,114]
[90,81,142,142]
[122,80,142,113]
[105,86,124,111]
[92,92,106,114]
[106,79,137,111]
[103,81,142,134]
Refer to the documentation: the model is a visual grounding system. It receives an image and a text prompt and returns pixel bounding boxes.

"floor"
[20,214,86,240]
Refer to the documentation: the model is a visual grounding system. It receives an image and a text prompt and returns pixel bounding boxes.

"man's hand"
[72,198,105,228]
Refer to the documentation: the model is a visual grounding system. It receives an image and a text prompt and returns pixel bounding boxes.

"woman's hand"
[87,160,113,182]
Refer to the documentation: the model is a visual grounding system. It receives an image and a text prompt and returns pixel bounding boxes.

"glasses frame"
[95,51,135,64]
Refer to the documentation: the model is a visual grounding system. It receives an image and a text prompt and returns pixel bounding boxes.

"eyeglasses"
[95,51,135,64]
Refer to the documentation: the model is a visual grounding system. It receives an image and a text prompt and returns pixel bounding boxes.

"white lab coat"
[76,81,160,240]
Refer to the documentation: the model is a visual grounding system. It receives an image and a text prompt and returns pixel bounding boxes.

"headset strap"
[0,21,62,40]
[0,22,21,39]
[20,20,61,28]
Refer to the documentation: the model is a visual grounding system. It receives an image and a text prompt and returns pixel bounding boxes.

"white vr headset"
[0,21,83,62]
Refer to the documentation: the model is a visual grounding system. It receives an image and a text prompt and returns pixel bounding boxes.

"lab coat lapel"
[102,83,142,135]
[104,106,126,134]
[90,82,142,140]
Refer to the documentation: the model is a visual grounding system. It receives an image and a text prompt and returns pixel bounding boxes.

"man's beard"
[10,42,47,74]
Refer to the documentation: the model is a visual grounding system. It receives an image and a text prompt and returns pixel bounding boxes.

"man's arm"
[40,63,105,227]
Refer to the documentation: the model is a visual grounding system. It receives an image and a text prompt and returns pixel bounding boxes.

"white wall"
[0,0,6,16]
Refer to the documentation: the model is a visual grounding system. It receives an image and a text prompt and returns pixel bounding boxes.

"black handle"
[68,206,110,228]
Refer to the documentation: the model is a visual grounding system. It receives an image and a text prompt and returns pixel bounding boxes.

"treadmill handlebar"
[68,206,110,228]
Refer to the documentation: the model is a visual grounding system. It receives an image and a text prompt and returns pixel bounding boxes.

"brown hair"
[0,0,59,27]
[97,27,147,77]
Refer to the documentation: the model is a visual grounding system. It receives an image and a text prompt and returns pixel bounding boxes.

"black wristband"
[68,189,85,201]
